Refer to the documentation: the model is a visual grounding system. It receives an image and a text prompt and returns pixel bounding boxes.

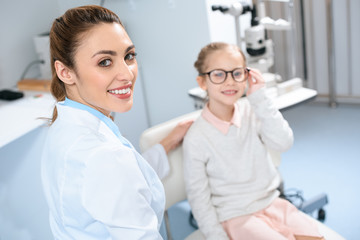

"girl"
[183,42,324,240]
[41,5,191,239]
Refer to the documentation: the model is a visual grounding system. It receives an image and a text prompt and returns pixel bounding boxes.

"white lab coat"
[41,99,166,240]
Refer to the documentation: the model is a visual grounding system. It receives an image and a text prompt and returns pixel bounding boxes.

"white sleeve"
[142,143,170,180]
[82,147,163,239]
[247,88,294,152]
[183,135,230,240]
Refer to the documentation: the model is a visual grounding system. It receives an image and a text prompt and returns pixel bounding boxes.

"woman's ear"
[196,76,207,91]
[54,60,75,85]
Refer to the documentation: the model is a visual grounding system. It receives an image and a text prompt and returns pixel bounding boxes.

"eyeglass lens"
[209,68,247,84]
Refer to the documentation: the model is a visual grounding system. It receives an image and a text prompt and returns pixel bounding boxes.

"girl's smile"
[221,89,238,96]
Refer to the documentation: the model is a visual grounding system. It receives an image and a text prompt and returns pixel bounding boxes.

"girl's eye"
[233,71,243,77]
[99,59,112,67]
[212,71,224,78]
[125,52,137,61]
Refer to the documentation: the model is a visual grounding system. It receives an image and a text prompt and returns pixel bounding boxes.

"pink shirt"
[201,103,241,135]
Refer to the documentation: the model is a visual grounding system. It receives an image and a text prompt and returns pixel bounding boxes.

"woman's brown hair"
[49,5,123,124]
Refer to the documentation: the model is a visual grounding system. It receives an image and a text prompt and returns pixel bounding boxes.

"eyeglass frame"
[199,67,250,84]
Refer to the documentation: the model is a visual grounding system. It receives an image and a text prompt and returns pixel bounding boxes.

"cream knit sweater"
[183,89,294,240]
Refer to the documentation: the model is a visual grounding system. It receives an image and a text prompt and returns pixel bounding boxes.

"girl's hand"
[246,68,265,96]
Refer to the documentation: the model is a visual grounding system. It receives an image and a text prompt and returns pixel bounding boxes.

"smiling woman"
[41,5,193,240]
[51,16,138,118]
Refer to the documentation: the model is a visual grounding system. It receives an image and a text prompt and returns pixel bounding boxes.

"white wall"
[303,0,328,92]
[303,0,360,103]
[332,0,360,99]
[205,0,252,47]
[106,0,211,125]
[0,0,60,88]
[349,0,360,97]
[265,0,300,81]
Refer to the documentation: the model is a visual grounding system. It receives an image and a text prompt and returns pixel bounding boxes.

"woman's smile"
[107,83,133,99]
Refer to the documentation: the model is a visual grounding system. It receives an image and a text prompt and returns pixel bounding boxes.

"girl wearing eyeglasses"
[183,42,323,240]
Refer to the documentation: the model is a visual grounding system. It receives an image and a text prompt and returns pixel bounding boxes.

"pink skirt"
[221,198,323,240]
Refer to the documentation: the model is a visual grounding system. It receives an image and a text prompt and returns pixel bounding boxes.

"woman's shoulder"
[50,118,130,158]
[49,119,102,144]
[66,132,139,178]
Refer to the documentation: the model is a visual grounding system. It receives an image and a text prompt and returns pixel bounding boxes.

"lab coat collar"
[60,98,132,148]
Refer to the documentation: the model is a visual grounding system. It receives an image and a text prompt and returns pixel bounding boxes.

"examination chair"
[139,110,345,240]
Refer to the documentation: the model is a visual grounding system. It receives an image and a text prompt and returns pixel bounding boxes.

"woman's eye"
[125,52,137,61]
[99,59,112,67]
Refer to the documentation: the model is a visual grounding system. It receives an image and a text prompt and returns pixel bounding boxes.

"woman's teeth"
[108,88,130,95]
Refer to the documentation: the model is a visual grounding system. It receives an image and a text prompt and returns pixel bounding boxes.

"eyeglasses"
[200,67,249,84]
